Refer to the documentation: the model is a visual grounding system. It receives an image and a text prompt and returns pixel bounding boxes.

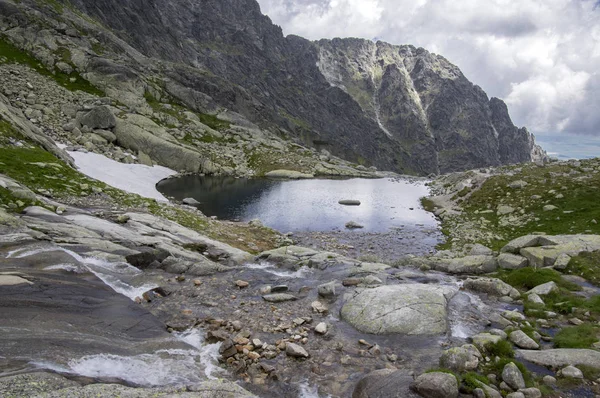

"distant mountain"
[0,0,546,174]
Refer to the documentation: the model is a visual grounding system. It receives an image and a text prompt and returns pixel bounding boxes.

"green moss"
[554,324,600,348]
[497,268,580,291]
[486,340,515,358]
[577,365,600,380]
[0,36,103,96]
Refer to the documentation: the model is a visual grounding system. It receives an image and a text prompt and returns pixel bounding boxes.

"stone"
[338,199,361,206]
[525,281,558,296]
[285,342,309,358]
[464,277,520,298]
[311,301,328,313]
[345,220,364,229]
[519,387,541,398]
[137,151,153,166]
[542,375,556,384]
[317,281,336,297]
[78,106,116,130]
[432,255,497,274]
[262,293,297,303]
[410,372,458,398]
[469,243,493,256]
[509,330,539,349]
[502,310,526,322]
[559,365,583,379]
[509,180,528,189]
[93,129,117,143]
[235,280,249,288]
[497,253,529,269]
[497,205,515,215]
[553,253,571,270]
[502,362,526,390]
[439,345,480,372]
[506,393,525,398]
[353,369,419,398]
[315,322,328,335]
[183,197,201,205]
[473,381,502,398]
[543,205,558,212]
[501,235,543,253]
[527,293,545,306]
[340,284,456,335]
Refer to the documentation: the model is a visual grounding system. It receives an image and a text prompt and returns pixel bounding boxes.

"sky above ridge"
[256,0,600,142]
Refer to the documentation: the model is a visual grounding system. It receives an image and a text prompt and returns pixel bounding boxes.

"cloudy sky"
[256,0,600,142]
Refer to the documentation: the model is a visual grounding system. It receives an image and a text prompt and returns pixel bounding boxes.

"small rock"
[345,221,364,229]
[318,281,336,297]
[235,280,249,288]
[263,293,297,303]
[315,322,328,335]
[542,375,556,385]
[509,330,539,349]
[286,342,309,358]
[183,197,201,206]
[559,365,583,379]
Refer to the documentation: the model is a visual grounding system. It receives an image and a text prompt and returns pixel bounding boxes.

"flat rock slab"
[0,264,187,370]
[517,349,600,369]
[341,284,457,335]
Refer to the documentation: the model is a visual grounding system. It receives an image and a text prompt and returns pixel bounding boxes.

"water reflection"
[156,176,437,233]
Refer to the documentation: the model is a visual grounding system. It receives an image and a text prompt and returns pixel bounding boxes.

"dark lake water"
[156,176,438,233]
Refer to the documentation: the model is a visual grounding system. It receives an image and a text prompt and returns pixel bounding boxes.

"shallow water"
[156,176,437,233]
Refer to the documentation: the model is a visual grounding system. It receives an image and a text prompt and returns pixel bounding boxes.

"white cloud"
[257,0,600,136]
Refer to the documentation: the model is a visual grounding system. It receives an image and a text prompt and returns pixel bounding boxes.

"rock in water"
[345,221,364,229]
[340,284,457,335]
[411,372,458,398]
[339,199,361,206]
[262,293,297,303]
[285,342,309,358]
[182,197,201,205]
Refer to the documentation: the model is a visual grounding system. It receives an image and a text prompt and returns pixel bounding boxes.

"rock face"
[341,284,456,335]
[1,0,545,175]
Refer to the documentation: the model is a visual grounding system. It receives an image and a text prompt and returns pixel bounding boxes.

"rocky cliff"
[0,0,545,175]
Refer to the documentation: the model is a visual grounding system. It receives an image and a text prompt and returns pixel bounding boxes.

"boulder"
[525,281,558,296]
[559,365,583,379]
[432,255,497,274]
[553,253,571,270]
[471,333,502,351]
[340,284,456,335]
[183,198,201,206]
[497,253,528,269]
[509,330,539,349]
[501,235,544,253]
[78,106,116,130]
[410,372,458,398]
[463,277,520,298]
[353,369,419,398]
[469,244,493,256]
[439,344,481,372]
[317,281,336,297]
[502,362,526,390]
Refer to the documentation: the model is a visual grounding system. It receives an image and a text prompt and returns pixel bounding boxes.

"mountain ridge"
[0,0,546,175]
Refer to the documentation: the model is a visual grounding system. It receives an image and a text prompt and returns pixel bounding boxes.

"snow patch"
[67,150,176,201]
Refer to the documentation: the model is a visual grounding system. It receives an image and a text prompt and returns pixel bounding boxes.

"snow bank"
[67,150,176,201]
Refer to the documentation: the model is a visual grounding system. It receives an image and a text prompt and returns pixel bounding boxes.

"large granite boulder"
[341,284,457,335]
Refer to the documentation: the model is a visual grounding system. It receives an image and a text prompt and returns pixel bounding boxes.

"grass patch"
[554,324,600,348]
[497,267,580,291]
[437,159,600,251]
[461,372,489,393]
[421,197,436,212]
[0,36,103,96]
[565,251,600,287]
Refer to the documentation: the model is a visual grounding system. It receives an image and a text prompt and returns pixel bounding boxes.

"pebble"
[235,280,249,288]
